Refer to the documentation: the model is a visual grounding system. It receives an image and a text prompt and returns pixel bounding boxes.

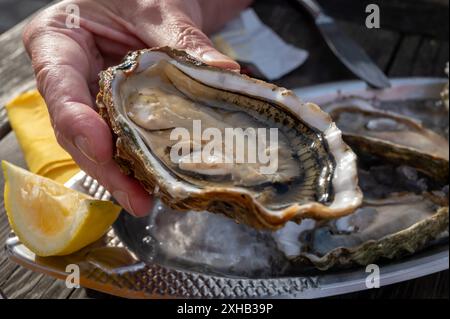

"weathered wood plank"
[0,21,36,140]
[36,279,74,299]
[387,36,422,76]
[68,287,91,299]
[0,260,19,288]
[411,38,444,76]
[0,214,13,264]
[388,35,448,78]
[0,0,53,33]
[4,267,75,299]
[2,267,45,298]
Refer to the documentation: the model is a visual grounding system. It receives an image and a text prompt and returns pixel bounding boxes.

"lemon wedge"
[2,161,121,256]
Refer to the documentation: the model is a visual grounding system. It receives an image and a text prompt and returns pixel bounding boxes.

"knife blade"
[295,0,391,89]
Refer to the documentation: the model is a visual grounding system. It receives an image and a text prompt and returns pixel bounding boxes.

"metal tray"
[6,78,449,299]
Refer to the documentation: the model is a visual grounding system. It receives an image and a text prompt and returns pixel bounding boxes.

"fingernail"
[74,135,98,164]
[113,191,136,216]
[202,51,240,70]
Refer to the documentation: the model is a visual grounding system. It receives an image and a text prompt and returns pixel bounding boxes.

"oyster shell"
[275,164,449,270]
[273,97,449,270]
[324,98,449,182]
[442,63,449,111]
[97,48,362,230]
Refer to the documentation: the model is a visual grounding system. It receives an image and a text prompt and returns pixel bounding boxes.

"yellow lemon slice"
[2,161,121,256]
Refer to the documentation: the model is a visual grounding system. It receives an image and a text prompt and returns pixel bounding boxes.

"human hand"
[23,0,252,216]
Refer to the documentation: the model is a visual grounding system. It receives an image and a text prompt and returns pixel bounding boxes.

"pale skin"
[23,0,253,216]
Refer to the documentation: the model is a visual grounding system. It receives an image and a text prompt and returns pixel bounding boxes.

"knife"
[295,0,391,89]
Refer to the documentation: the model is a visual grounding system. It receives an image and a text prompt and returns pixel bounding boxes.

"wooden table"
[0,0,448,299]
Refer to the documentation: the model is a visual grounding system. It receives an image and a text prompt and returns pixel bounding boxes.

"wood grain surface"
[0,0,448,299]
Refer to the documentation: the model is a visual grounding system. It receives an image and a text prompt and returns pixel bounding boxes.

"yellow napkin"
[6,90,80,183]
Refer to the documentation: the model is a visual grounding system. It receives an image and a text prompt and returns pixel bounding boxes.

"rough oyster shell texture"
[97,48,362,230]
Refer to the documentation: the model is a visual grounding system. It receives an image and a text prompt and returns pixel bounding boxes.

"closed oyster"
[97,48,362,230]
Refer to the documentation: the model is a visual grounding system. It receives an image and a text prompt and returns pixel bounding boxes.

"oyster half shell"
[97,48,362,230]
[275,96,449,270]
[276,177,448,270]
[324,98,449,182]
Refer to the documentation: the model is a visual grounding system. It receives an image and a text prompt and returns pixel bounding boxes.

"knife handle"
[295,0,324,19]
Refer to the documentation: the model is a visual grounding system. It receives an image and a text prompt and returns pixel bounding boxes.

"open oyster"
[97,48,362,230]
[324,98,449,182]
[275,161,449,270]
[273,96,449,270]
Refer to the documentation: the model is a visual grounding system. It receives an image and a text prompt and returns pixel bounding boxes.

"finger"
[23,23,152,216]
[135,9,240,70]
[170,19,241,70]
[26,29,110,163]
[63,133,153,217]
[39,68,153,216]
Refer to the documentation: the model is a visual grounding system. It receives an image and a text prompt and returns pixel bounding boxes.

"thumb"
[136,13,240,70]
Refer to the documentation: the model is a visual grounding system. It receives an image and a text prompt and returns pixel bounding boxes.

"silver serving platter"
[6,78,449,299]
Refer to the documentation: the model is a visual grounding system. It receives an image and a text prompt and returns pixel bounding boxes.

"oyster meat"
[98,48,362,230]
